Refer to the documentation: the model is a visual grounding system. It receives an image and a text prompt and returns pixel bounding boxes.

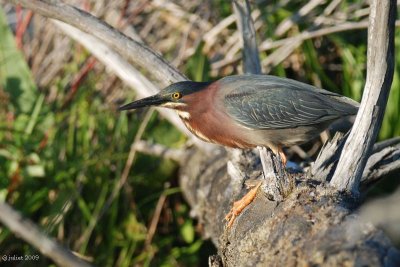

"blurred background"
[0,0,399,266]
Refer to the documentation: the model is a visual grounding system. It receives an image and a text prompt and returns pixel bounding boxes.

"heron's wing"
[223,85,357,130]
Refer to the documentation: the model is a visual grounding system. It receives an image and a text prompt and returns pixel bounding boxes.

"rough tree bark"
[3,0,400,266]
[180,147,400,266]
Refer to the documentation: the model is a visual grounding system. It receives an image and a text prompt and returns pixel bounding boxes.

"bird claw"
[225,181,263,228]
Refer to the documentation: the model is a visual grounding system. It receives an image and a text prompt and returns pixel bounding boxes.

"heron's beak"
[118,95,166,110]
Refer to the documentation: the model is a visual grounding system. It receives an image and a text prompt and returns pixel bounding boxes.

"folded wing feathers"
[223,81,358,130]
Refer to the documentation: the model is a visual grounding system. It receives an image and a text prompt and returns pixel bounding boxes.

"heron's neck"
[176,109,191,120]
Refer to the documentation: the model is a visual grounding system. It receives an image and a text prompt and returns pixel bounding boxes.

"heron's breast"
[176,82,256,148]
[179,110,255,148]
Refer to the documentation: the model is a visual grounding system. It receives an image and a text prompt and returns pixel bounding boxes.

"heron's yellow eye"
[172,92,182,99]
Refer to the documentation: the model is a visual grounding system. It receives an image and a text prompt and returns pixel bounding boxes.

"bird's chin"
[160,102,187,109]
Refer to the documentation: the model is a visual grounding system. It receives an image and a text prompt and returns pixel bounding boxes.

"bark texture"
[180,148,400,266]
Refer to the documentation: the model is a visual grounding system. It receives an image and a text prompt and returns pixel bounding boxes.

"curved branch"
[11,0,216,153]
[330,0,396,193]
[10,0,186,86]
[0,202,92,267]
[53,20,213,151]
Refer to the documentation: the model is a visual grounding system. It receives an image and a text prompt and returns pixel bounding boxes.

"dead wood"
[179,148,400,266]
[330,0,396,193]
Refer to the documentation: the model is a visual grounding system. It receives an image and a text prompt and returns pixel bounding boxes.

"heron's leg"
[225,181,262,228]
[278,146,287,166]
[269,145,287,166]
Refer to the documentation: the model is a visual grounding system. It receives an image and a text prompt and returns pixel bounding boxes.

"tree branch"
[53,20,214,152]
[134,140,185,162]
[9,0,186,86]
[0,202,92,267]
[232,0,261,74]
[310,132,347,181]
[361,140,400,189]
[330,0,396,194]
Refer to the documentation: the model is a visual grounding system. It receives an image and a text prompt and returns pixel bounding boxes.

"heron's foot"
[225,181,263,228]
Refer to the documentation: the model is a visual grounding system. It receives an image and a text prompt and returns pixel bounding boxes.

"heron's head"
[118,81,211,111]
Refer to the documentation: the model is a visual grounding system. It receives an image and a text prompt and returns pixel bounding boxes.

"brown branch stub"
[330,0,396,194]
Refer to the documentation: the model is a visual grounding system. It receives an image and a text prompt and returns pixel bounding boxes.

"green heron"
[119,74,359,226]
